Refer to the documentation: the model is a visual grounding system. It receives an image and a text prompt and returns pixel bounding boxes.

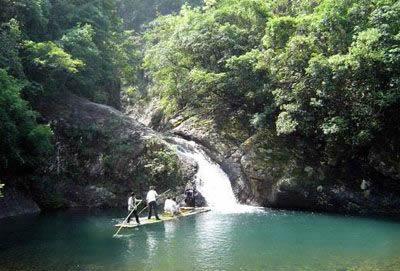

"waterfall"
[167,137,257,213]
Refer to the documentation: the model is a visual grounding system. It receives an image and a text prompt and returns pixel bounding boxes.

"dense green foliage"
[0,68,52,175]
[1,0,399,205]
[0,0,178,184]
[0,0,197,198]
[143,0,400,168]
[117,0,202,30]
[0,0,113,182]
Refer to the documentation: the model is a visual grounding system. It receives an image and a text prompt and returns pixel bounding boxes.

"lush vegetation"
[0,68,52,175]
[0,0,399,204]
[0,0,196,199]
[143,0,400,176]
[0,1,94,186]
[0,0,152,187]
[0,0,135,106]
[117,0,202,30]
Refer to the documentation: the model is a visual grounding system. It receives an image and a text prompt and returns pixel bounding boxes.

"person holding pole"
[113,188,170,237]
[146,186,161,220]
[127,192,141,224]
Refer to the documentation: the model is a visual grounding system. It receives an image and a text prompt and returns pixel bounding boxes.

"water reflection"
[192,212,235,269]
[164,221,178,241]
[145,227,161,258]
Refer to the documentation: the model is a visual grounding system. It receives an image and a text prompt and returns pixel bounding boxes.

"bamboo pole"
[114,200,143,237]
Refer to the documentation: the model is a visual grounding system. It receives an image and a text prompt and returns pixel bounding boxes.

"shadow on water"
[0,209,128,271]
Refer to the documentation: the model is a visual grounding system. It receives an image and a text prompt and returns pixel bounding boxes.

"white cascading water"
[168,137,257,213]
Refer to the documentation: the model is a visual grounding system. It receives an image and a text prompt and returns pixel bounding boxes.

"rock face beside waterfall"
[125,104,255,205]
[236,132,400,216]
[240,134,400,216]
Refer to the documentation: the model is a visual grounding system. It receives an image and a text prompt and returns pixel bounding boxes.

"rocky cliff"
[1,93,196,218]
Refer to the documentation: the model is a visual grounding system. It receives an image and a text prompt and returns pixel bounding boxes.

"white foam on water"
[168,137,262,214]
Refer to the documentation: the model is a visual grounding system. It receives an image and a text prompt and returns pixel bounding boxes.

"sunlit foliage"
[143,0,400,164]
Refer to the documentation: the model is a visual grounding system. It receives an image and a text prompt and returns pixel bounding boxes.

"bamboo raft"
[115,207,211,228]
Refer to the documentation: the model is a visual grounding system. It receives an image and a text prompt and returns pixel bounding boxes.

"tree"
[0,19,24,77]
[23,40,84,92]
[142,0,400,172]
[0,69,52,175]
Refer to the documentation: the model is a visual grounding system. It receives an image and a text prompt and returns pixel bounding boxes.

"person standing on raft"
[185,185,196,207]
[127,192,140,224]
[146,186,161,220]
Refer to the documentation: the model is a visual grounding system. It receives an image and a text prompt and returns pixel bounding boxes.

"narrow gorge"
[2,90,400,219]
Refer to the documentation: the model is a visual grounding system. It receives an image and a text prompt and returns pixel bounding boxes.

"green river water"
[0,209,400,271]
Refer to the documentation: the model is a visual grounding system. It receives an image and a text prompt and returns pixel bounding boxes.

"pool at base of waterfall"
[1,209,400,271]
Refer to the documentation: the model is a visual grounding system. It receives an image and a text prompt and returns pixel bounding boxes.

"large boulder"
[32,93,188,210]
[235,131,400,217]
[266,180,400,216]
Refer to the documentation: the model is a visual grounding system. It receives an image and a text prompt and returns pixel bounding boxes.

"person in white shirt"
[164,197,179,216]
[146,186,160,220]
[127,192,141,224]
